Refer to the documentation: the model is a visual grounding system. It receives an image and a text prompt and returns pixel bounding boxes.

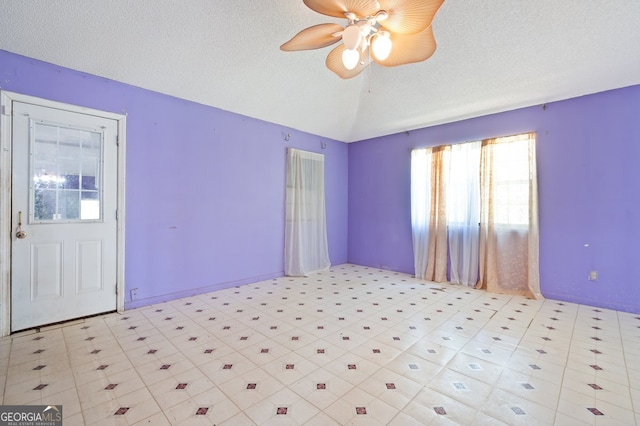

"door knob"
[16,211,27,239]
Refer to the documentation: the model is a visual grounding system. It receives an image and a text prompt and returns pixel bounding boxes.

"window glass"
[492,138,529,226]
[32,122,103,222]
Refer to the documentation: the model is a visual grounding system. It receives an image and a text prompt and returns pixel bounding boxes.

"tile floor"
[1,264,639,425]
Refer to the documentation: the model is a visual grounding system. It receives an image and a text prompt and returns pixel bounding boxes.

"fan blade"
[303,0,381,19]
[325,44,371,79]
[378,0,444,34]
[372,25,436,67]
[281,23,344,51]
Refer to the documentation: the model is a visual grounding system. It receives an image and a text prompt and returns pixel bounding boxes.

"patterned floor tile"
[1,264,639,425]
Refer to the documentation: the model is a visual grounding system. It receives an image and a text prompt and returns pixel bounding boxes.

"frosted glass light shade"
[342,25,362,50]
[372,34,392,60]
[342,48,360,70]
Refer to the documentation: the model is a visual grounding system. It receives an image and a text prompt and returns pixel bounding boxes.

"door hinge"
[115,209,118,220]
[1,105,11,116]
[115,285,118,296]
[116,135,119,146]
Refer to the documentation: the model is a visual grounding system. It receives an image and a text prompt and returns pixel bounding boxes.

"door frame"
[0,91,126,336]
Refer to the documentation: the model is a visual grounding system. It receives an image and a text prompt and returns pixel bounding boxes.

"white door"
[11,101,118,331]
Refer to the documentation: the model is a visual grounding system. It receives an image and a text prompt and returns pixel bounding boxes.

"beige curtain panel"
[477,132,541,299]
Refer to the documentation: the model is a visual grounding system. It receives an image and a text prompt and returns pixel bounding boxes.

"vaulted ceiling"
[1,0,639,142]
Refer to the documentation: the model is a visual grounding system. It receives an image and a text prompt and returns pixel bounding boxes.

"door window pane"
[31,122,103,222]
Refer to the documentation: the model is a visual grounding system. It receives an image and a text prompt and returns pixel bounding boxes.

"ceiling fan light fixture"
[342,48,360,70]
[283,0,446,79]
[371,32,392,60]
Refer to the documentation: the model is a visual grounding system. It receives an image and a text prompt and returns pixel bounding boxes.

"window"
[31,122,103,222]
[447,141,480,226]
[411,132,540,298]
[284,148,330,276]
[491,136,530,226]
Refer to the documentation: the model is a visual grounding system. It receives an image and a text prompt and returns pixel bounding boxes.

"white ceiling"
[1,0,639,143]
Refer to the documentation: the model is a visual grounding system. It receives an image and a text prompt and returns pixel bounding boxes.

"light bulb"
[342,48,360,70]
[372,34,392,61]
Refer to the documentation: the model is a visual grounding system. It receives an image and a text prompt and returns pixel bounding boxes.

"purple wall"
[0,50,348,308]
[4,49,639,314]
[348,85,640,313]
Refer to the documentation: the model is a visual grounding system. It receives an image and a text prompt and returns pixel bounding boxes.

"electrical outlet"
[589,271,598,281]
[130,288,139,300]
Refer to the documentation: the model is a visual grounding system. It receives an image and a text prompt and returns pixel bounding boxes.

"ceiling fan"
[281,0,445,79]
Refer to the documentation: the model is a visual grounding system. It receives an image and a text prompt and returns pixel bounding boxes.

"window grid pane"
[31,122,103,222]
[492,138,530,226]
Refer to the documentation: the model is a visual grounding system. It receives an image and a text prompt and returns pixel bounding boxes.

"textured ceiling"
[1,0,639,142]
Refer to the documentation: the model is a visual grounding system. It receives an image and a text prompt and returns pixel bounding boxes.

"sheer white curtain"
[284,148,330,276]
[411,149,431,279]
[447,142,481,286]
